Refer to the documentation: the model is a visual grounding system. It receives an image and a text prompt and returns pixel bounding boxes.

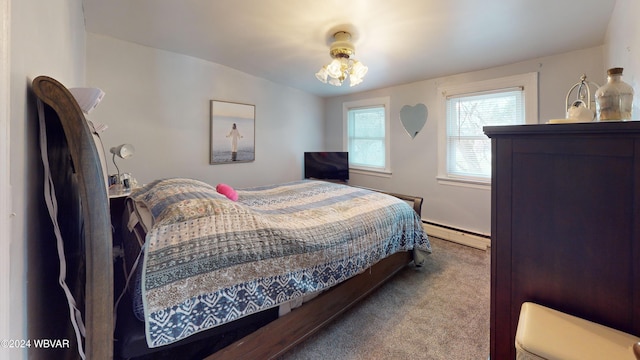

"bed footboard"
[354,185,424,216]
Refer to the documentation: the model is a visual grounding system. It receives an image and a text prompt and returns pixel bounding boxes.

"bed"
[32,75,431,360]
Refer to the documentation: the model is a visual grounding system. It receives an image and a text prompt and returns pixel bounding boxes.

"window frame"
[437,72,538,188]
[343,97,391,176]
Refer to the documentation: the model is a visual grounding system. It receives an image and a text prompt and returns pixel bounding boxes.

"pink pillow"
[216,183,238,201]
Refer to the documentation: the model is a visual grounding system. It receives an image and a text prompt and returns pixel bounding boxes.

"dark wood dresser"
[484,121,640,359]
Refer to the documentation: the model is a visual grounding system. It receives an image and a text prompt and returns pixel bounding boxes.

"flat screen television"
[304,152,349,182]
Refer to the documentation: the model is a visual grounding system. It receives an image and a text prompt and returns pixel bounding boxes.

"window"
[343,97,391,175]
[438,73,538,186]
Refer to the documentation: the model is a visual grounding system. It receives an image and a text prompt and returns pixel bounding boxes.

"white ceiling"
[82,0,616,98]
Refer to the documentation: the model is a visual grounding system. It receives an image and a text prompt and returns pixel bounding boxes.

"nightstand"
[109,192,129,301]
[109,191,129,249]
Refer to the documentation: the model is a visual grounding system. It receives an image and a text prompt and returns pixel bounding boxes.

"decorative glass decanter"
[595,67,634,121]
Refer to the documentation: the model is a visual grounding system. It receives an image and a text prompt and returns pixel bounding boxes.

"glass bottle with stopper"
[595,67,634,121]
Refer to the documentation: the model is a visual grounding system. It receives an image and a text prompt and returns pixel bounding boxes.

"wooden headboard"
[32,76,114,359]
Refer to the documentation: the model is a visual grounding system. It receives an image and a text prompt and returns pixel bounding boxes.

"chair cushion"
[515,302,640,360]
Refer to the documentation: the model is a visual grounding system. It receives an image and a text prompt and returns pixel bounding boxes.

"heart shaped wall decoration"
[400,103,428,139]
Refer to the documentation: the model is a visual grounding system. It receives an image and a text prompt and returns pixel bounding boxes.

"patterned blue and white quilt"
[130,178,431,348]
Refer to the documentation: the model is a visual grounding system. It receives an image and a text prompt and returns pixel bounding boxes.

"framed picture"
[210,100,255,164]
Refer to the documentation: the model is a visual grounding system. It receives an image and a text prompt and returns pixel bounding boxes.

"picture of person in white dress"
[210,101,255,164]
[226,123,243,161]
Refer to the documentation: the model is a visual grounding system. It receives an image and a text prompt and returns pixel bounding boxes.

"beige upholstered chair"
[516,302,640,360]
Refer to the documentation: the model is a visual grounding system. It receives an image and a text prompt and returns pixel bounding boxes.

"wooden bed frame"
[32,75,425,360]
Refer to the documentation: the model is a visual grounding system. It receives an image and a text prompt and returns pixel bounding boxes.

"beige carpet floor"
[280,237,491,360]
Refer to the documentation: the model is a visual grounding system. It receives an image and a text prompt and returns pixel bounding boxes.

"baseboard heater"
[422,221,491,250]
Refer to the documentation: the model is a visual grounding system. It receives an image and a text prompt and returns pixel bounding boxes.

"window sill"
[436,175,491,190]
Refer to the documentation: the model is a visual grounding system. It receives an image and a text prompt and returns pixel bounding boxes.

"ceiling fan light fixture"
[316,31,367,87]
[328,76,343,87]
[349,60,368,87]
[326,58,344,79]
[315,66,329,82]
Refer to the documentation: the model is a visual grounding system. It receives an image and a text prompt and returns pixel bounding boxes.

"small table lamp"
[110,144,134,188]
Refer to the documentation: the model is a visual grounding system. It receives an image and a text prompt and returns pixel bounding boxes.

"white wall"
[604,0,640,118]
[86,34,324,188]
[0,0,8,351]
[9,0,86,358]
[325,46,605,235]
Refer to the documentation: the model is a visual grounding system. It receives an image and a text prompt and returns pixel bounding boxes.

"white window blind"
[446,88,525,179]
[347,106,386,170]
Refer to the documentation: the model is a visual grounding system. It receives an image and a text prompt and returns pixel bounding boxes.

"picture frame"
[210,100,255,164]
